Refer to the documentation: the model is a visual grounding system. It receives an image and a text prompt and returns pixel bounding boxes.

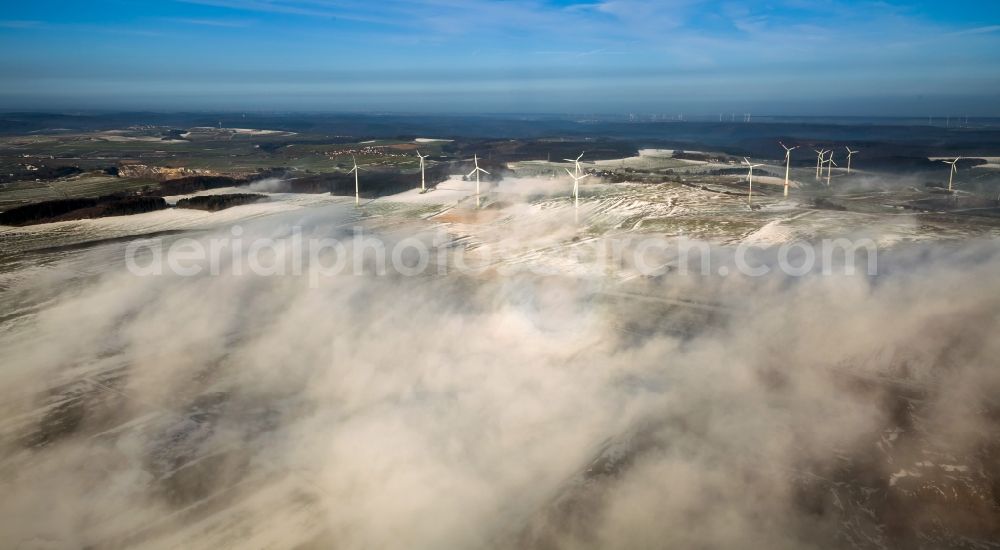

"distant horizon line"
[2,110,1000,121]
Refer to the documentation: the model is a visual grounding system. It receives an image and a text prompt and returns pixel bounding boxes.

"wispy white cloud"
[168,0,1000,57]
[163,17,255,27]
[0,20,46,29]
[0,19,165,37]
[946,25,1000,37]
[531,49,628,58]
[176,0,403,25]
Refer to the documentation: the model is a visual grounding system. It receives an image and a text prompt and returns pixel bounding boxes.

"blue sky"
[1,0,999,114]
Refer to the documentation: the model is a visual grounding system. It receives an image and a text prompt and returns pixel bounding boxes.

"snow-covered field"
[6,172,998,259]
[377,176,479,205]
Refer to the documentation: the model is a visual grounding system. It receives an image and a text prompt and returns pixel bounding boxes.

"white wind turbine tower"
[814,149,827,179]
[565,168,590,224]
[564,168,589,204]
[844,147,859,174]
[416,150,429,192]
[944,157,961,191]
[467,154,490,206]
[825,152,837,186]
[348,155,363,205]
[780,142,798,197]
[742,157,763,205]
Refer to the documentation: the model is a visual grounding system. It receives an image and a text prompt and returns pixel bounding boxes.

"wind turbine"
[416,150,429,192]
[564,168,589,203]
[944,157,961,191]
[742,157,763,205]
[825,152,837,186]
[844,147,859,174]
[564,152,585,177]
[348,155,363,205]
[814,149,827,179]
[467,154,490,206]
[780,142,798,197]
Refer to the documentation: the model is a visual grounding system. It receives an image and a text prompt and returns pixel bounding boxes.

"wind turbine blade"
[467,169,477,178]
[481,169,490,175]
[565,168,574,177]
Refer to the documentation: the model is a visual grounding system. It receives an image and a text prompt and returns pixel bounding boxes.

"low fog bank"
[1,196,999,549]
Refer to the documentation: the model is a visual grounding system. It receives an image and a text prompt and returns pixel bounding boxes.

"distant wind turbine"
[844,147,859,174]
[349,155,363,205]
[467,154,490,206]
[564,168,589,204]
[814,149,827,180]
[825,152,837,186]
[780,142,798,197]
[742,157,763,205]
[416,150,429,192]
[944,157,961,191]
